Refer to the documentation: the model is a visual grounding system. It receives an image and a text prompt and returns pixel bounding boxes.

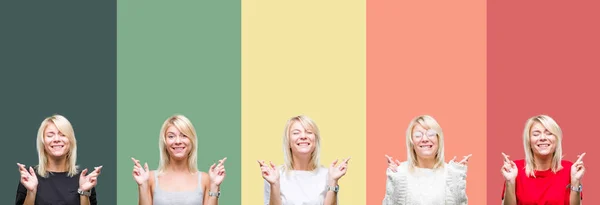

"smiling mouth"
[172,147,185,151]
[297,142,310,146]
[419,145,433,148]
[51,145,64,149]
[537,144,550,148]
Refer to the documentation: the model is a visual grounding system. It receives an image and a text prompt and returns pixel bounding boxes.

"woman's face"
[411,124,439,160]
[165,125,192,160]
[44,122,71,159]
[289,121,316,156]
[529,122,557,157]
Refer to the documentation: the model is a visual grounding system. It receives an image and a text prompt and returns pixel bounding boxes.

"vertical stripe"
[241,1,366,204]
[0,1,117,203]
[487,1,600,203]
[366,0,487,204]
[117,0,241,204]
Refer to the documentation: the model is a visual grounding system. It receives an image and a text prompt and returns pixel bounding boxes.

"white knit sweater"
[382,161,468,205]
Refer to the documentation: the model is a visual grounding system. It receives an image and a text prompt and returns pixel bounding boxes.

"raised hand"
[571,153,586,183]
[132,157,150,186]
[17,163,38,192]
[385,155,401,172]
[258,160,279,185]
[501,152,517,184]
[79,165,103,192]
[329,157,351,182]
[450,154,473,166]
[209,157,227,186]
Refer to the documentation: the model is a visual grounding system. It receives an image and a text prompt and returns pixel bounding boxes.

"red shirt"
[502,159,583,205]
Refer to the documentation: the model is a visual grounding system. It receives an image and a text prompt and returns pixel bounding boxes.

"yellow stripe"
[241,1,366,204]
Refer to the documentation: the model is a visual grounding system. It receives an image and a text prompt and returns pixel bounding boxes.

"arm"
[502,181,516,205]
[138,171,153,205]
[79,187,97,205]
[203,172,220,205]
[15,183,36,205]
[80,195,90,205]
[23,191,36,205]
[382,167,407,205]
[323,179,338,205]
[264,180,282,205]
[324,158,350,205]
[570,154,586,205]
[16,164,37,205]
[569,181,582,205]
[447,161,468,205]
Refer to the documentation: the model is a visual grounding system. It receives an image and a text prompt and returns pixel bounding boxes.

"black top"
[16,170,97,205]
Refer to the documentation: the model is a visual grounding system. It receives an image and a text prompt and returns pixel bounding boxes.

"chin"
[294,149,313,155]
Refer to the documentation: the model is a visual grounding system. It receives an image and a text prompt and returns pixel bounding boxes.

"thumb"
[144,163,149,172]
[29,167,35,176]
[210,163,216,171]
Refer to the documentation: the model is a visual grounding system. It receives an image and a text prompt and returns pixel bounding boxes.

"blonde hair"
[36,114,79,178]
[406,115,445,170]
[157,114,199,175]
[282,115,321,172]
[523,115,563,177]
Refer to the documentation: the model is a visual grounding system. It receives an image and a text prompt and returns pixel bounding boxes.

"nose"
[51,135,61,142]
[300,133,307,140]
[175,136,182,143]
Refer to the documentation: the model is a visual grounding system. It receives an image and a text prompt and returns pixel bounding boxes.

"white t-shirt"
[264,167,330,205]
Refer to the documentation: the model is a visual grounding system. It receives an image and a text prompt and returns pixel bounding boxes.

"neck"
[416,156,436,169]
[167,158,191,173]
[47,156,68,172]
[534,154,553,171]
[292,153,313,171]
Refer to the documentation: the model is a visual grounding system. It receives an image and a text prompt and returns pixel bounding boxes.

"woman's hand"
[258,160,280,185]
[501,153,517,184]
[209,157,227,187]
[17,163,38,192]
[385,155,401,172]
[79,166,103,192]
[132,157,150,186]
[450,154,472,166]
[571,153,586,184]
[328,157,351,183]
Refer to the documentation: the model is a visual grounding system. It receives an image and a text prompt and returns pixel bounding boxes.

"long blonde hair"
[157,114,199,175]
[282,115,321,172]
[406,115,445,170]
[523,115,563,177]
[36,114,79,177]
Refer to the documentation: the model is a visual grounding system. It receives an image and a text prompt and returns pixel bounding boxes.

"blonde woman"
[131,114,227,205]
[16,114,102,205]
[501,115,585,205]
[258,115,350,205]
[383,115,471,205]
